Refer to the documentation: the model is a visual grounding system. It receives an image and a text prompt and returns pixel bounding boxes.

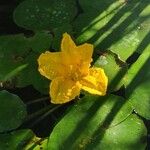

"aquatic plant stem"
[26,96,49,105]
[29,105,62,127]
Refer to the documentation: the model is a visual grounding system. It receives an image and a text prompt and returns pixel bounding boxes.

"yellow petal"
[61,33,93,75]
[61,33,77,65]
[61,33,93,62]
[76,43,93,75]
[50,77,81,104]
[77,43,93,63]
[80,67,108,95]
[38,51,67,80]
[61,33,76,53]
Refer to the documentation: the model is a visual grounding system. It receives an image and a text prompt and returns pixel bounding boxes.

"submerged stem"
[26,97,49,105]
[29,105,62,127]
[25,105,53,122]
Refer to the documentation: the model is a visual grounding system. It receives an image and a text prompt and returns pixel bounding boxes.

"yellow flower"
[38,33,108,104]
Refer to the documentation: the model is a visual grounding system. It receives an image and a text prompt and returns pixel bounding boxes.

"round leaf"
[30,31,52,53]
[0,34,29,81]
[0,91,27,132]
[85,115,147,150]
[0,33,51,93]
[0,129,34,150]
[16,52,49,94]
[48,94,133,149]
[13,0,77,30]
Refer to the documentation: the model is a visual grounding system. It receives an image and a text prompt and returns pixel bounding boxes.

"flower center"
[68,65,84,81]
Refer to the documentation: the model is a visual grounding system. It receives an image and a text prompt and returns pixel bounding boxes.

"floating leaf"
[30,31,52,53]
[0,34,29,82]
[13,0,77,31]
[0,34,50,94]
[82,115,147,150]
[48,94,134,149]
[0,129,48,150]
[94,51,127,92]
[16,52,49,94]
[0,129,34,150]
[2,64,28,82]
[125,48,150,119]
[0,90,27,132]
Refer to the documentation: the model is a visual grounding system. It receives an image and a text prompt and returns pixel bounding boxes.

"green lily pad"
[0,34,50,94]
[16,52,49,94]
[29,31,52,53]
[13,0,77,31]
[1,64,28,83]
[0,129,34,150]
[0,90,27,132]
[125,48,150,119]
[84,114,147,150]
[0,129,48,150]
[74,0,150,61]
[0,34,29,82]
[94,51,127,92]
[48,94,133,149]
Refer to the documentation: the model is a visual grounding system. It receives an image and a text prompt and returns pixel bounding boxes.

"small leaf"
[0,129,34,150]
[0,91,27,132]
[16,52,49,94]
[24,137,48,150]
[30,31,52,53]
[94,51,127,92]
